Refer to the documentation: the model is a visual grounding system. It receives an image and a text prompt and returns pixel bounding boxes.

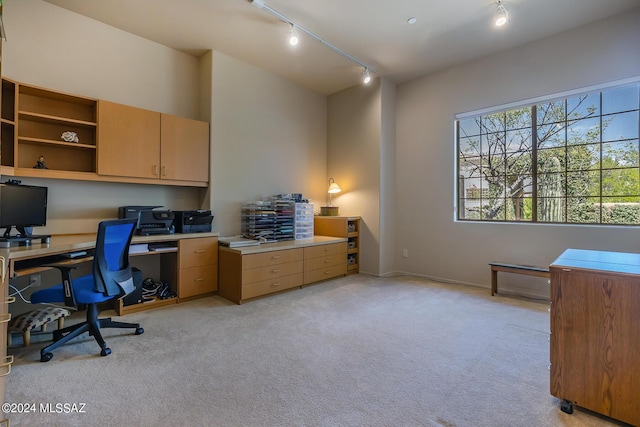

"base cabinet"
[177,237,218,300]
[549,249,640,426]
[218,238,347,304]
[303,243,347,285]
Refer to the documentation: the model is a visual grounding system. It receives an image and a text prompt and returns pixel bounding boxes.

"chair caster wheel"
[100,347,112,357]
[560,400,574,414]
[40,352,53,362]
[135,327,144,335]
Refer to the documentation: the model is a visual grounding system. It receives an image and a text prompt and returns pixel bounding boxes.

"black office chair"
[30,218,144,362]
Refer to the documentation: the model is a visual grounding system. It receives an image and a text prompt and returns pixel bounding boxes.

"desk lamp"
[321,178,341,216]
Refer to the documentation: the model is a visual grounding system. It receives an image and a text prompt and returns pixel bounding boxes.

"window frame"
[455,77,640,226]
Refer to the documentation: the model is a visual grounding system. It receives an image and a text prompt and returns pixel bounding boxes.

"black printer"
[118,206,175,236]
[173,210,214,233]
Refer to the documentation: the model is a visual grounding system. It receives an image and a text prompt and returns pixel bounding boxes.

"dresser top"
[550,248,640,275]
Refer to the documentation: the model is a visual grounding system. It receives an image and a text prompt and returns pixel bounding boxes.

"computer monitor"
[0,182,48,238]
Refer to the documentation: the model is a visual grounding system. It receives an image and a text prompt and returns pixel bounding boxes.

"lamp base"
[320,206,339,216]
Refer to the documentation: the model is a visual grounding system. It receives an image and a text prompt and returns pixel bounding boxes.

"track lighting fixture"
[494,0,509,27]
[362,68,371,85]
[288,24,299,46]
[250,0,375,85]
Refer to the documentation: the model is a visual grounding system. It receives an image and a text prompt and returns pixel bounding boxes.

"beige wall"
[395,7,640,298]
[328,80,382,275]
[209,51,327,235]
[2,1,328,238]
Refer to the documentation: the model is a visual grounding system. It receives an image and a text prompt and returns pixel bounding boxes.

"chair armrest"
[41,264,79,307]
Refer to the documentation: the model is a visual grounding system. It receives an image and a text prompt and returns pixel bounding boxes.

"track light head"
[362,68,372,85]
[494,1,509,27]
[288,23,299,46]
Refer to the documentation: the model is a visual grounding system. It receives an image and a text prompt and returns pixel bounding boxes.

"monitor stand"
[0,227,50,248]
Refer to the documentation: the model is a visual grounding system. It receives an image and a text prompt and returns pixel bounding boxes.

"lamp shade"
[328,181,341,194]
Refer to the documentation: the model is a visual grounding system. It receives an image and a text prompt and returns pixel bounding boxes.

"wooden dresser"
[549,248,640,426]
[218,236,347,304]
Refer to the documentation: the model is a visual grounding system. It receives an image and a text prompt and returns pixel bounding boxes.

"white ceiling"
[43,0,640,95]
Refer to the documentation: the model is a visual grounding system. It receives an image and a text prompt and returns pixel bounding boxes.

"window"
[457,82,640,225]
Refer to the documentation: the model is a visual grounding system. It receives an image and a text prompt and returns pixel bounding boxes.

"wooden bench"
[489,262,550,296]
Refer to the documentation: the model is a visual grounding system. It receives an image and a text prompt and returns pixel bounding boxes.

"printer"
[118,206,175,236]
[173,210,214,233]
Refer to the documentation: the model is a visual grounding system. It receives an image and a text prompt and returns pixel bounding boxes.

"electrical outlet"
[402,249,409,258]
[30,274,42,287]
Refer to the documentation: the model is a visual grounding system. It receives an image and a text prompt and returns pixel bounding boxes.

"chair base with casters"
[32,278,144,362]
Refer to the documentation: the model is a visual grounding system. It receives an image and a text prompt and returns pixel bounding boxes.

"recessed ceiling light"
[407,17,417,25]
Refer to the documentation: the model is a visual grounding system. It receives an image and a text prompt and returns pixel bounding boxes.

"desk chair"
[30,218,144,362]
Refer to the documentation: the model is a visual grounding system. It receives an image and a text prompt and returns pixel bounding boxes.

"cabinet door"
[97,100,160,179]
[160,114,209,182]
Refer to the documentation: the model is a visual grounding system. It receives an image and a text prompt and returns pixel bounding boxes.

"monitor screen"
[0,183,48,236]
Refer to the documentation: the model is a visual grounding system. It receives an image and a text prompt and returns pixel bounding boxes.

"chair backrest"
[92,218,137,297]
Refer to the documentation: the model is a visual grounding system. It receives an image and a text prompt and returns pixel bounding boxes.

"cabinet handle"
[153,165,159,176]
[271,269,281,273]
[6,296,16,304]
[0,313,11,324]
[194,249,206,254]
[195,277,205,282]
[271,255,281,259]
[271,283,280,287]
[0,256,5,283]
[324,259,331,263]
[161,165,167,177]
[0,355,14,377]
[324,271,331,275]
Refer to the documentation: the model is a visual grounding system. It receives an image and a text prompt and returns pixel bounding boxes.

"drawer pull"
[0,313,11,324]
[0,355,14,377]
[152,165,159,176]
[0,256,5,282]
[271,282,281,287]
[271,255,281,259]
[324,260,331,263]
[6,296,16,304]
[194,277,205,282]
[194,249,206,253]
[271,269,281,273]
[324,271,331,275]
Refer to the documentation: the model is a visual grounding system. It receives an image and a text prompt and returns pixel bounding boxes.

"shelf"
[116,296,177,316]
[18,137,97,150]
[18,111,97,127]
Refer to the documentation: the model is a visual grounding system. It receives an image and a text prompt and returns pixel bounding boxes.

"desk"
[549,249,640,426]
[0,232,218,408]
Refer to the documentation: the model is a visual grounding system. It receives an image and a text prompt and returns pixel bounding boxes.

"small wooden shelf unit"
[314,216,360,275]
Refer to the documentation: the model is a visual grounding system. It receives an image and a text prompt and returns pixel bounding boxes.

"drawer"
[179,264,218,298]
[242,273,303,300]
[303,264,347,285]
[242,260,303,285]
[304,254,345,271]
[180,237,218,268]
[242,248,303,269]
[304,242,347,259]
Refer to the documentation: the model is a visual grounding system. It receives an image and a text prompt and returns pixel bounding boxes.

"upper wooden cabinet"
[1,78,209,187]
[160,114,209,182]
[97,100,160,179]
[97,101,209,183]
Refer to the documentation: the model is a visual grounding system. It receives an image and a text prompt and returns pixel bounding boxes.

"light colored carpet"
[5,275,629,427]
